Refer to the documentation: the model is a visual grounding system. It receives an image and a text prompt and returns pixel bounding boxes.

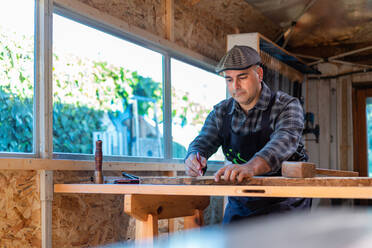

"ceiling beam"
[294,53,322,60]
[278,0,318,47]
[290,41,372,60]
[328,45,372,60]
[329,59,372,69]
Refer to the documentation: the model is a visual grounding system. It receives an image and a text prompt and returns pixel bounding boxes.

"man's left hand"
[214,156,271,183]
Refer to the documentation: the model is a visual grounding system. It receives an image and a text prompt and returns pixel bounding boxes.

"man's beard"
[233,90,256,106]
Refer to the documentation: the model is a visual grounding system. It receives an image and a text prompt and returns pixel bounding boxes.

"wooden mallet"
[281,161,359,178]
[94,140,104,184]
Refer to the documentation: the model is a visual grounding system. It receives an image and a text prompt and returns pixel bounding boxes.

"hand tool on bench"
[113,172,140,184]
[282,161,359,178]
[94,140,104,184]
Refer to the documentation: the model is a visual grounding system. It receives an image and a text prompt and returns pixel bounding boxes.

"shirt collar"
[228,81,272,115]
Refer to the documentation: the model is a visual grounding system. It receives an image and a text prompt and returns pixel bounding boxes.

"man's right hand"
[185,153,207,177]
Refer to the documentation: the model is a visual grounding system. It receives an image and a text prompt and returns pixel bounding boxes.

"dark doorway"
[352,85,372,205]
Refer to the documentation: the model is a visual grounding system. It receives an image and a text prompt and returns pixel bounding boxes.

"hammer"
[281,161,359,178]
[94,140,104,184]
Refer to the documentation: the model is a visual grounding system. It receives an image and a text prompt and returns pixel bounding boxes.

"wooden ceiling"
[192,0,372,67]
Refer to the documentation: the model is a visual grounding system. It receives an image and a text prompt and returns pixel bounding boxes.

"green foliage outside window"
[0,23,209,155]
[0,86,33,152]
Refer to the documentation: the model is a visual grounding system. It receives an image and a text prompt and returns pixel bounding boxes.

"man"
[184,45,311,223]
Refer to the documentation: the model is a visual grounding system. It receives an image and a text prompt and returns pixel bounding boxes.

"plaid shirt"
[187,81,305,173]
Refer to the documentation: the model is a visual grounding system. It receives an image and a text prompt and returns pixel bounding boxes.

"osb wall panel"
[74,0,278,62]
[0,170,41,248]
[191,0,280,39]
[75,0,234,61]
[174,1,235,61]
[77,0,166,38]
[53,170,223,247]
[53,171,132,247]
[177,0,280,60]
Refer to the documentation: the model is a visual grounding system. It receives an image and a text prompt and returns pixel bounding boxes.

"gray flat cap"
[215,45,261,73]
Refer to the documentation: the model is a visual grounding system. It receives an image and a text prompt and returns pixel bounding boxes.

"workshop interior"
[2,0,372,247]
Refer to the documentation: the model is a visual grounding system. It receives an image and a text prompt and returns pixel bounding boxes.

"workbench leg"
[184,209,204,230]
[164,171,178,233]
[168,218,176,233]
[135,213,159,242]
[125,194,209,240]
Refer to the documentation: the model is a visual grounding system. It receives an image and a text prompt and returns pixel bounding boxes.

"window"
[52,14,163,158]
[0,3,226,162]
[0,1,35,153]
[171,58,225,160]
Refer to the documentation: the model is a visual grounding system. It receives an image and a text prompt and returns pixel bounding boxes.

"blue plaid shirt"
[187,81,305,173]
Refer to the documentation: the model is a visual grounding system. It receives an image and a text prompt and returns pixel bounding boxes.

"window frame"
[1,0,225,165]
[0,0,38,158]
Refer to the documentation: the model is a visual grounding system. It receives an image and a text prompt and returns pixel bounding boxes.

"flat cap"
[215,45,261,73]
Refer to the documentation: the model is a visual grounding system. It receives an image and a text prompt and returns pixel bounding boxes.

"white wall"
[304,63,369,207]
[304,63,359,172]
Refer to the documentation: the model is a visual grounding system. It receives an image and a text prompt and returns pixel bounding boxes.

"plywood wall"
[304,63,370,172]
[77,0,166,37]
[52,171,132,247]
[0,170,41,248]
[52,170,223,247]
[74,0,276,62]
[173,1,235,61]
[75,0,230,61]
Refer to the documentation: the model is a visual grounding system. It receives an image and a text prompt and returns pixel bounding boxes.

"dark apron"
[220,92,312,224]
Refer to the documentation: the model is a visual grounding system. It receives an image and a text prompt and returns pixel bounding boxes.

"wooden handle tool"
[282,161,359,178]
[94,140,104,184]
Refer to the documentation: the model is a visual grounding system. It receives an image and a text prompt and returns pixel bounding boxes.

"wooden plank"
[54,183,372,199]
[124,194,209,221]
[0,158,223,172]
[163,171,177,233]
[305,78,320,165]
[346,78,354,172]
[330,78,338,170]
[315,169,358,177]
[281,162,315,178]
[337,77,343,170]
[341,77,350,171]
[164,0,174,42]
[84,175,371,186]
[137,176,371,186]
[353,88,368,176]
[40,170,53,248]
[318,78,331,169]
[135,214,158,242]
[281,162,358,178]
[184,209,203,230]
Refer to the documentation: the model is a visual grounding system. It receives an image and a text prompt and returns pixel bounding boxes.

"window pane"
[171,59,225,160]
[0,1,34,153]
[53,14,163,157]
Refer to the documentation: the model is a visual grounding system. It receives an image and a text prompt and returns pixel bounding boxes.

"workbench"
[54,176,372,243]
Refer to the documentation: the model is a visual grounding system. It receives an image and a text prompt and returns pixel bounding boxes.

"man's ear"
[256,66,263,82]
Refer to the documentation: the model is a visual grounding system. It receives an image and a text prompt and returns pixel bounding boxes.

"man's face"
[222,66,263,110]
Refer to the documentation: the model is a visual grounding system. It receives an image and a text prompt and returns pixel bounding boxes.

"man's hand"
[185,153,207,177]
[214,156,271,183]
